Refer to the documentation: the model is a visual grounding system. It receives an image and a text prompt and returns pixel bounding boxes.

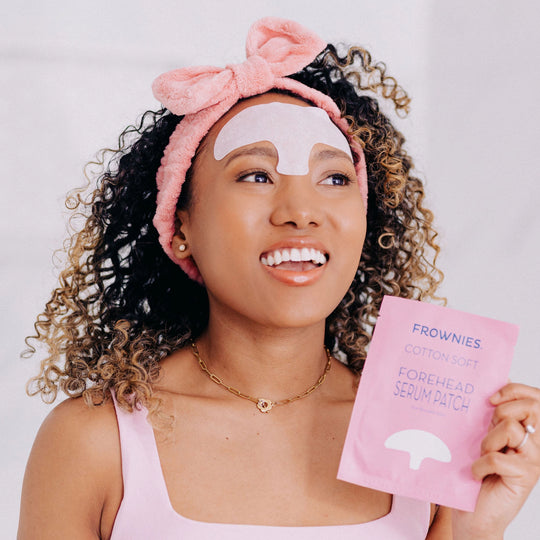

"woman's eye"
[320,174,352,186]
[239,172,271,183]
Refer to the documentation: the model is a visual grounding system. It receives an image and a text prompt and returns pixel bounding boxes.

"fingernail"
[490,391,501,403]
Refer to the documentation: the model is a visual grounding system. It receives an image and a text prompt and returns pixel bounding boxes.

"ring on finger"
[516,424,536,450]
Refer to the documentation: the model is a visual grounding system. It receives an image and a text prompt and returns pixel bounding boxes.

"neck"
[194,309,329,402]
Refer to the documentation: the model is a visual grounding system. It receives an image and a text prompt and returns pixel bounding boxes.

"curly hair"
[24,44,443,415]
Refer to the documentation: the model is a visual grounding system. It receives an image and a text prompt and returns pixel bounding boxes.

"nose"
[269,176,324,229]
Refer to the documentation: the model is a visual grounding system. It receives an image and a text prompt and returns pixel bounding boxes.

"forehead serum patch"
[213,102,353,175]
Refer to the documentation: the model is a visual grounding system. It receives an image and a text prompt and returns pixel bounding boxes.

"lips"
[259,241,329,286]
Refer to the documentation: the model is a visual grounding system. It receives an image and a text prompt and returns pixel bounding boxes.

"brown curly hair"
[24,44,444,416]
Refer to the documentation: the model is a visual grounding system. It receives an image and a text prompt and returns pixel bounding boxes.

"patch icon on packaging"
[384,429,452,470]
[338,296,519,511]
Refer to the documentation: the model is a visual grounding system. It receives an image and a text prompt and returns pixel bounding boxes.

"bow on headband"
[152,17,327,116]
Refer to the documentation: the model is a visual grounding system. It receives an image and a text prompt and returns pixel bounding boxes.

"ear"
[172,209,192,259]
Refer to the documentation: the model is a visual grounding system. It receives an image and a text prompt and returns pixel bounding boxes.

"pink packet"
[338,295,519,511]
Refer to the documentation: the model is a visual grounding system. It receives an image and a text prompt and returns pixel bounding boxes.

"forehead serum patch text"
[213,102,353,175]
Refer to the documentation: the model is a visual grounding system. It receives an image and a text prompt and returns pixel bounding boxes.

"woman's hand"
[451,382,540,539]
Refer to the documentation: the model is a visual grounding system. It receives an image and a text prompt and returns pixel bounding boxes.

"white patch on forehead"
[213,102,353,175]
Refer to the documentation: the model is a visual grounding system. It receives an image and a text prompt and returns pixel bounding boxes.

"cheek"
[335,200,367,251]
[187,195,267,278]
[333,206,367,289]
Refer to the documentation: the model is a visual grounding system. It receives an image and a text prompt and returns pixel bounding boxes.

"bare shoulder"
[31,397,120,474]
[44,394,118,433]
[18,397,122,540]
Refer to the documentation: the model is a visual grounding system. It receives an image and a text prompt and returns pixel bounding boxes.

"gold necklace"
[190,341,332,413]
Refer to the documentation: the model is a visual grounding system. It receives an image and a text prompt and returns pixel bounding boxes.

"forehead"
[208,94,352,176]
[212,92,311,132]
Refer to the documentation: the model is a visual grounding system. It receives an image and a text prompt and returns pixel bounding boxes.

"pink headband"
[152,17,368,282]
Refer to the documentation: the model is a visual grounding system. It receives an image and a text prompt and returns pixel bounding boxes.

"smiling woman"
[18,16,540,540]
[178,93,365,309]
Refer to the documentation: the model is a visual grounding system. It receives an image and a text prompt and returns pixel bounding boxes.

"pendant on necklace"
[256,398,274,413]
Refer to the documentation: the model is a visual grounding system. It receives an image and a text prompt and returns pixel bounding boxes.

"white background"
[1,0,539,538]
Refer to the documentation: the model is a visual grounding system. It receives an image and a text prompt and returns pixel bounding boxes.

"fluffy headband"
[152,17,368,282]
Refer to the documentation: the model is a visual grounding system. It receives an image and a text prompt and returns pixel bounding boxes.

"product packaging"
[338,296,519,511]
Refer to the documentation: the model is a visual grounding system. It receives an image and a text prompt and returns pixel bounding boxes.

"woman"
[18,17,540,539]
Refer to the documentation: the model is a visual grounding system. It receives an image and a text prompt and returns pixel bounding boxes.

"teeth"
[261,247,328,267]
[290,248,301,262]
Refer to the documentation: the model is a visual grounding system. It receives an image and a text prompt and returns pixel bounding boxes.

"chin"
[254,300,337,330]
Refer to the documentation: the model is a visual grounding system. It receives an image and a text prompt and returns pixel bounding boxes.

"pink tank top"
[110,398,430,539]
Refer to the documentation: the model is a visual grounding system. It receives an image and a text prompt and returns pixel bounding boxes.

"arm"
[18,398,122,540]
[451,383,540,539]
[427,383,540,540]
[426,505,452,539]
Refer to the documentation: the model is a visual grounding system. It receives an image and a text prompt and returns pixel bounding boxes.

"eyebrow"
[222,145,353,167]
[311,148,353,162]
[223,146,278,166]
